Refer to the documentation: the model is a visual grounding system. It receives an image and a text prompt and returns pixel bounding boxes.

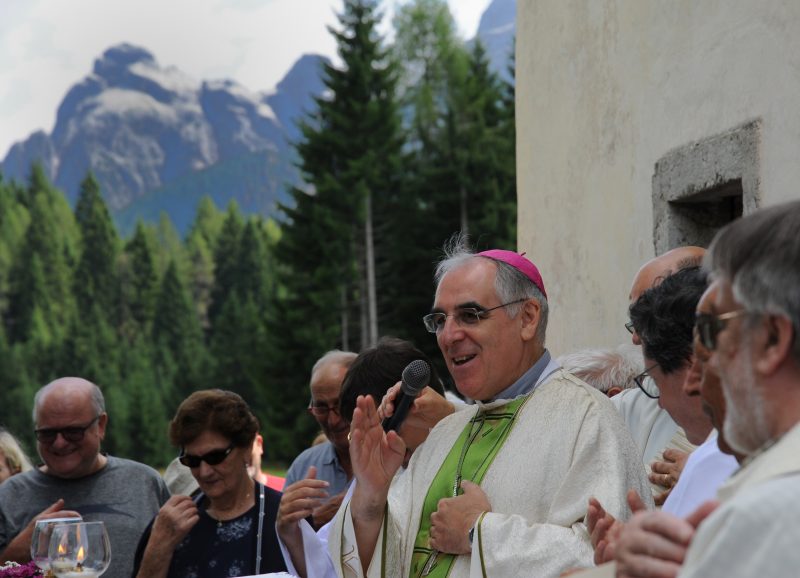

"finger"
[620,554,682,578]
[638,514,694,549]
[305,465,318,480]
[41,499,66,515]
[686,500,719,528]
[627,489,647,513]
[662,449,683,462]
[654,488,671,506]
[650,461,670,474]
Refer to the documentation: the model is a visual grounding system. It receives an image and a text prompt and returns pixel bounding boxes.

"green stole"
[409,395,529,578]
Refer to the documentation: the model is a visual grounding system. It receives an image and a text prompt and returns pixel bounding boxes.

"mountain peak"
[94,43,156,77]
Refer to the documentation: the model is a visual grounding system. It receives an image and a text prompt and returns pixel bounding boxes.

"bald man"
[613,247,705,465]
[0,378,169,578]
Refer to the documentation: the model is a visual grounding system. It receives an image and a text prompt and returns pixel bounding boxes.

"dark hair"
[630,266,707,374]
[706,200,800,363]
[169,389,259,449]
[339,337,445,423]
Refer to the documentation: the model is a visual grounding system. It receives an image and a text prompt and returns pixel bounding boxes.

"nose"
[437,315,465,348]
[51,433,71,450]
[196,460,214,478]
[683,357,702,396]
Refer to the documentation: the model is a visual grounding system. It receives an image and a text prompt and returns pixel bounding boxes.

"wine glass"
[31,516,83,575]
[47,521,111,577]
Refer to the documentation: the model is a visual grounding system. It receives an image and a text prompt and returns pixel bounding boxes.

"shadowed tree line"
[0,0,515,468]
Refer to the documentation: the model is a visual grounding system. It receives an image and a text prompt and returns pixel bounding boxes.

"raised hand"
[350,395,406,499]
[150,495,200,551]
[277,466,330,542]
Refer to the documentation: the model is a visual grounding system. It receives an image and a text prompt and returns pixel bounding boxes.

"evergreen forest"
[0,0,516,468]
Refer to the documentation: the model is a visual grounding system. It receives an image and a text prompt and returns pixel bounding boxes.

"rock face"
[475,0,516,83]
[1,43,328,231]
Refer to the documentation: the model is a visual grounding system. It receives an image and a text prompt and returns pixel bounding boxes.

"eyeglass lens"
[179,443,234,468]
[35,416,99,444]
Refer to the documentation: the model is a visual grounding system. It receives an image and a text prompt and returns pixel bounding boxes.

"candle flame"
[58,542,67,555]
[77,545,85,563]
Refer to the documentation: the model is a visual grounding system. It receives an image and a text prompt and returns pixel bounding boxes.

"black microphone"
[382,359,430,433]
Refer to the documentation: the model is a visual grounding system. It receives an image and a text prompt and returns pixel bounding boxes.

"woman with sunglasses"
[133,389,287,578]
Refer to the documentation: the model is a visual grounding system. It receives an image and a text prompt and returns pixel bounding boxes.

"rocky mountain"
[1,1,514,234]
[476,0,516,82]
[2,44,327,233]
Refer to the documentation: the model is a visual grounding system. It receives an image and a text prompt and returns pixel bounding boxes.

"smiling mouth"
[453,354,476,366]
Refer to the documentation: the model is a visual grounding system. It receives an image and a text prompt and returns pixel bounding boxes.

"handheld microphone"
[382,359,430,433]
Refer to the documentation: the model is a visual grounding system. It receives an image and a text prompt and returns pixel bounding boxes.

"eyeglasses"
[35,416,100,444]
[695,310,748,350]
[178,442,236,468]
[423,299,527,334]
[633,364,660,399]
[308,399,341,418]
[625,321,635,334]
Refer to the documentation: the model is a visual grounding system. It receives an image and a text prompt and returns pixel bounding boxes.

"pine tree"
[121,221,159,336]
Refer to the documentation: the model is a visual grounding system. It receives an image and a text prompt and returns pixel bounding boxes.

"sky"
[0,0,491,158]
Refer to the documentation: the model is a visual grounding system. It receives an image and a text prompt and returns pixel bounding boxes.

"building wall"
[516,0,800,355]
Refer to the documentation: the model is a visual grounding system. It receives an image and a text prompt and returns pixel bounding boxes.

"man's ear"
[97,413,109,440]
[607,386,623,398]
[519,298,541,342]
[755,315,794,376]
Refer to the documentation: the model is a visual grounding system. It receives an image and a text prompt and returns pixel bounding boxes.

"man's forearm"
[0,526,34,563]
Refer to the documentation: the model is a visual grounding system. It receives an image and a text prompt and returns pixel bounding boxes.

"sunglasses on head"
[695,310,748,350]
[178,442,235,468]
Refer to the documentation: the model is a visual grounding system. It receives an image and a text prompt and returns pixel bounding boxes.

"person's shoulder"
[105,455,164,480]
[540,368,613,406]
[0,467,41,496]
[290,442,332,466]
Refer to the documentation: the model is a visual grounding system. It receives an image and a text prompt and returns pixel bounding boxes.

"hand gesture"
[379,383,454,435]
[429,481,491,554]
[649,449,690,506]
[150,495,199,551]
[350,395,406,499]
[277,466,331,542]
[590,490,647,565]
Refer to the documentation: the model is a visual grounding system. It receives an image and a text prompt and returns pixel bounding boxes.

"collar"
[489,350,557,402]
[321,441,340,466]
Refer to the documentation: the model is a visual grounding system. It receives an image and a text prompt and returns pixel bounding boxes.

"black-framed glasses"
[423,299,527,334]
[695,310,748,351]
[35,416,100,444]
[308,399,341,418]
[179,442,236,468]
[633,364,661,399]
[625,321,635,334]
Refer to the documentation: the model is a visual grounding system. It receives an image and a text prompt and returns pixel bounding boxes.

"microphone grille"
[401,359,430,395]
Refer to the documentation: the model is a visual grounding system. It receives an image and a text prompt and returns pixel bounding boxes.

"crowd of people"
[0,199,799,578]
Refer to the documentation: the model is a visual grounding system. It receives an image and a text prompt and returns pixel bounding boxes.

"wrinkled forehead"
[433,259,498,309]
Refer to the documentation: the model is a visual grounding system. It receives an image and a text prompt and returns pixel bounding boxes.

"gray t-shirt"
[0,455,169,578]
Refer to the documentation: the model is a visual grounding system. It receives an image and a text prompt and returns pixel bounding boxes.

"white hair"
[310,350,357,386]
[557,344,643,393]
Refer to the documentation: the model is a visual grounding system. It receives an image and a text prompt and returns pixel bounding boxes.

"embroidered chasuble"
[410,396,528,578]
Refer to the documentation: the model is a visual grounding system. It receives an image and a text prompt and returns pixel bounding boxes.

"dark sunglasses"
[178,442,235,468]
[695,310,747,350]
[35,416,100,444]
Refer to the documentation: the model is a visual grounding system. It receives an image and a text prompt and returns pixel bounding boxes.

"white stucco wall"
[516,0,800,355]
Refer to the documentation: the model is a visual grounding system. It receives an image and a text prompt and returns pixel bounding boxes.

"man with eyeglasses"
[284,350,357,530]
[328,239,651,578]
[0,377,169,578]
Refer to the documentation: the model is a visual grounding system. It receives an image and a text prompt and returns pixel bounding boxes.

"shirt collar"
[490,349,555,402]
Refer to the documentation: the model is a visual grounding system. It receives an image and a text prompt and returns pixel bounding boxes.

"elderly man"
[285,349,357,529]
[330,241,651,578]
[0,377,169,578]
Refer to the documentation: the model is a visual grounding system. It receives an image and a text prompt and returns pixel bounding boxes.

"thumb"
[686,500,719,528]
[42,499,65,515]
[460,480,481,495]
[627,489,647,513]
[305,465,318,480]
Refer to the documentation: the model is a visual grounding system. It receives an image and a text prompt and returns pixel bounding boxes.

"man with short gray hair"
[0,377,169,578]
[558,344,643,397]
[330,239,650,577]
[284,350,357,529]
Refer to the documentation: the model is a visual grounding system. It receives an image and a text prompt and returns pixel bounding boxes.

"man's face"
[36,391,106,479]
[646,359,711,445]
[708,279,771,454]
[692,286,735,455]
[433,259,534,401]
[310,362,350,453]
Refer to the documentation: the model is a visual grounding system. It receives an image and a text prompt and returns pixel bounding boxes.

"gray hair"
[557,344,644,393]
[434,234,549,343]
[705,200,800,363]
[32,378,106,424]
[0,428,33,474]
[310,350,358,385]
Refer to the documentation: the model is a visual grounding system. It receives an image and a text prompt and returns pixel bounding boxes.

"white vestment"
[610,388,678,465]
[329,369,652,578]
[679,422,800,577]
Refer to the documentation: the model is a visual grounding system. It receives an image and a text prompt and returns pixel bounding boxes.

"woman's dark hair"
[339,337,445,423]
[169,389,259,449]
